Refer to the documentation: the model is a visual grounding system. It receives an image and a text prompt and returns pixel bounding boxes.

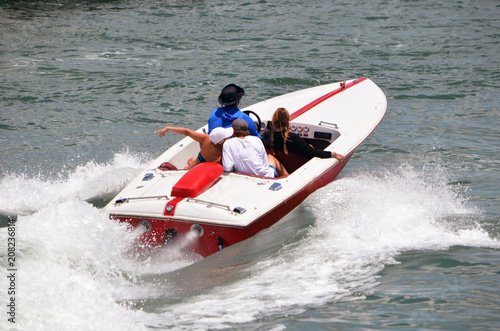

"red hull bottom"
[113,155,351,258]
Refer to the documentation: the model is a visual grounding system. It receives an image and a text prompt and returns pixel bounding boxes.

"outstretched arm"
[155,126,207,144]
[330,151,344,161]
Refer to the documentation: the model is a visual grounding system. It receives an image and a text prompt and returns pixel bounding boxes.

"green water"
[1,0,499,330]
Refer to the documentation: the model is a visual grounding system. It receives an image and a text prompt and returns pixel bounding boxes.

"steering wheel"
[243,110,263,133]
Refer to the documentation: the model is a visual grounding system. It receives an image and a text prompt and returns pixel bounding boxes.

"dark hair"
[270,107,290,154]
[233,129,249,137]
[232,118,249,137]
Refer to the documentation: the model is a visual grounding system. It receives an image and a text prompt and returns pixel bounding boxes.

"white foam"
[0,151,148,214]
[0,152,157,330]
[1,158,497,330]
[139,163,499,330]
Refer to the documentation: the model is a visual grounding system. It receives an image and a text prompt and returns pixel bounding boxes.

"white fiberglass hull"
[105,78,387,257]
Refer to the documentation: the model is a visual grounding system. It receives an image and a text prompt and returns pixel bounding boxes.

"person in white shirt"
[222,119,288,178]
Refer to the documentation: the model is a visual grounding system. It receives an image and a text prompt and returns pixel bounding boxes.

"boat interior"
[265,121,341,173]
[161,121,341,177]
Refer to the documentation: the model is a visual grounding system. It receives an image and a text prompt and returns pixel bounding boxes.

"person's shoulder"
[208,108,225,131]
[246,135,260,141]
[240,112,251,119]
[236,111,252,123]
[224,137,239,146]
[209,107,224,116]
[246,135,264,146]
[288,132,303,141]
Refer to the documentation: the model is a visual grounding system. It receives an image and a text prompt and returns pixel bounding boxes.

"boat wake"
[139,163,498,329]
[0,153,498,330]
[0,152,146,221]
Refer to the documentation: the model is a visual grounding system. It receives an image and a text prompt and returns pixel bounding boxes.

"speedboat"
[105,78,387,257]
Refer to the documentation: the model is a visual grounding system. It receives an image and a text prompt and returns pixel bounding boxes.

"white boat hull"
[105,78,387,257]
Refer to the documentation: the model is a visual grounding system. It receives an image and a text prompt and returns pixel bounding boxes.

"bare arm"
[330,151,344,161]
[155,126,207,144]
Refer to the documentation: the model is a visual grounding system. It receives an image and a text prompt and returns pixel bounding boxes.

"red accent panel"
[290,77,366,120]
[115,153,354,257]
[171,162,224,198]
[164,197,184,216]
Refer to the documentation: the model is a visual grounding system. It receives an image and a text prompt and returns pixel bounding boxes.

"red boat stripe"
[290,77,366,120]
[164,197,184,216]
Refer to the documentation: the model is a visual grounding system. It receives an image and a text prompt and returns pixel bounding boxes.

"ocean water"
[1,0,499,330]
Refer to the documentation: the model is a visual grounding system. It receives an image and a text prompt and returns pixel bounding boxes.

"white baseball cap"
[209,127,234,144]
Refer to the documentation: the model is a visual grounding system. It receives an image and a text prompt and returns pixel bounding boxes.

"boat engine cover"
[171,162,224,198]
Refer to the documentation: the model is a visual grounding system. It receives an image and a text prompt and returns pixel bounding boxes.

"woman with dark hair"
[263,107,344,161]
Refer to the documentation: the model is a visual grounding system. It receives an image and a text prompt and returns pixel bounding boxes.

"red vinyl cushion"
[171,162,224,198]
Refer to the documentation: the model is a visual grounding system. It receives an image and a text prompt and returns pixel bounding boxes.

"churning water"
[1,0,499,330]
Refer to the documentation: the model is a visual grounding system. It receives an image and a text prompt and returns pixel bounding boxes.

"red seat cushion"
[171,162,224,198]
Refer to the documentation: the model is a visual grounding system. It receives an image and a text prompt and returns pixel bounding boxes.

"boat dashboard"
[261,120,341,150]
[290,121,340,142]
